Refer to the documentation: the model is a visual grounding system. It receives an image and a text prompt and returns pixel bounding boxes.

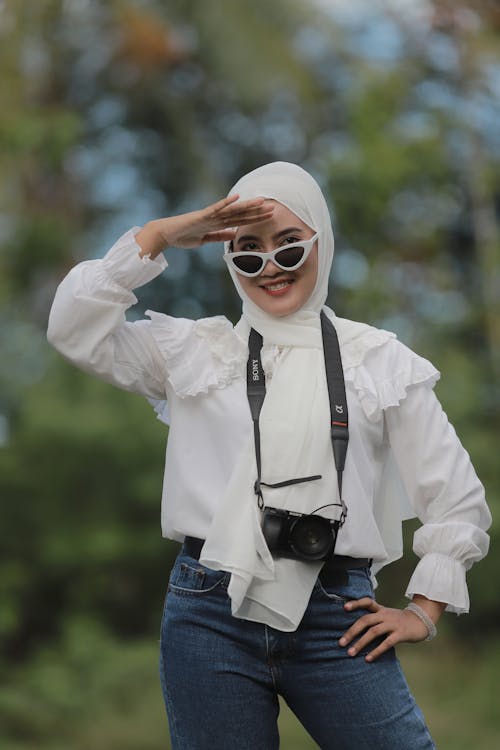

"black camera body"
[261,506,339,562]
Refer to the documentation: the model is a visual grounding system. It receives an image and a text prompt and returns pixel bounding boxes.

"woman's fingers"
[339,607,381,648]
[344,597,380,613]
[364,636,399,662]
[343,617,393,655]
[206,194,241,215]
[206,196,275,227]
[203,230,237,243]
[209,195,264,216]
[339,601,430,662]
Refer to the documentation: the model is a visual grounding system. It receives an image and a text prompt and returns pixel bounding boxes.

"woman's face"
[232,201,318,317]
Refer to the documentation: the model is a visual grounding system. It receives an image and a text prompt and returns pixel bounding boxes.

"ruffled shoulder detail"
[346,335,440,421]
[146,311,246,398]
[335,320,396,370]
[194,316,248,375]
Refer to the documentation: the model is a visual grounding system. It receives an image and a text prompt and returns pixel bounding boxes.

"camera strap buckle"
[253,479,264,509]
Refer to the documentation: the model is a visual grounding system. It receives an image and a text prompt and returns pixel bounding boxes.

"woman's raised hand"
[136,195,274,259]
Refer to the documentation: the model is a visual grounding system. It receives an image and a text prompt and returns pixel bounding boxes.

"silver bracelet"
[405,602,437,641]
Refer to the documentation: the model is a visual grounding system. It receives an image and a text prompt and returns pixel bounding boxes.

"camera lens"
[289,515,334,561]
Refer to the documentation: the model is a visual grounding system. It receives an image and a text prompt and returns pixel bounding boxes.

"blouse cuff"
[405,553,469,614]
[100,227,167,290]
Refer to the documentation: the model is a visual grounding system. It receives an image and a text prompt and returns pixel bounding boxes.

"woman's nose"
[260,259,282,277]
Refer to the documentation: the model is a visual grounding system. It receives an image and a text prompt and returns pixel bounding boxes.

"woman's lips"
[259,279,294,296]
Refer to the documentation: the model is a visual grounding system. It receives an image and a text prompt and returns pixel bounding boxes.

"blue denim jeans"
[159,546,435,749]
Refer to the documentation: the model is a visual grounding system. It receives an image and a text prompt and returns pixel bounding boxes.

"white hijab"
[230,160,334,343]
[200,162,354,631]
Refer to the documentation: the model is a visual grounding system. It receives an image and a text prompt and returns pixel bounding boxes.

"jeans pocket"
[315,566,374,605]
[315,578,348,604]
[168,556,230,596]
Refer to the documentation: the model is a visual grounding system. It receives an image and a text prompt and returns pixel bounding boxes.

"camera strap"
[247,311,348,521]
[320,311,348,509]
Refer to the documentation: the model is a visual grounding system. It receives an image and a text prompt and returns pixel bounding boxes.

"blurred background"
[1,0,499,747]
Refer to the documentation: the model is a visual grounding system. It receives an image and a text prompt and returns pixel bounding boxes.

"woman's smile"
[259,276,295,295]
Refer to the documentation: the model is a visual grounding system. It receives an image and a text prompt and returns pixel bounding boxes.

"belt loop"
[184,536,204,560]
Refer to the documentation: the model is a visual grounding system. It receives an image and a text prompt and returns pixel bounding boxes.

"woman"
[48,162,491,749]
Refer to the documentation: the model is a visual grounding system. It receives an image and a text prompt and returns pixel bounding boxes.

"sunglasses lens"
[232,255,264,275]
[275,245,305,269]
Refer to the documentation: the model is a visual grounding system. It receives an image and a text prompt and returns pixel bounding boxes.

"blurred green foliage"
[1,0,499,746]
[0,361,175,661]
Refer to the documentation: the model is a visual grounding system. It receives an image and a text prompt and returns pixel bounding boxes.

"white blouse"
[47,228,491,614]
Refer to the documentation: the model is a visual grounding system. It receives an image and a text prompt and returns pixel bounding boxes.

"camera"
[261,506,339,562]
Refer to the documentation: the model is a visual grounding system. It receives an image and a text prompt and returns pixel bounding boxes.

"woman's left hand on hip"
[338,597,429,662]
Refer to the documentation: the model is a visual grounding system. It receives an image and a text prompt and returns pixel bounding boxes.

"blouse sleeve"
[47,228,169,399]
[381,343,491,613]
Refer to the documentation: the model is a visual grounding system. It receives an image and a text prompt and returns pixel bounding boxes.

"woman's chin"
[253,293,303,317]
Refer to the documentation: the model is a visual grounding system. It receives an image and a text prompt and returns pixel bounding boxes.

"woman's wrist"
[136,220,169,259]
[406,595,446,641]
[405,603,437,641]
[411,594,446,623]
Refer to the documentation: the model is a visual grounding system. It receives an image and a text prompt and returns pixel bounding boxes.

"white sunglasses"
[223,233,319,278]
